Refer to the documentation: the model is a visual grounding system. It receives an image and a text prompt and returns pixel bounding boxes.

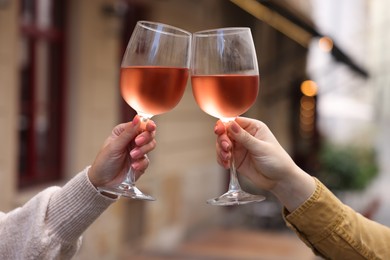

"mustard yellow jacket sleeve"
[284,178,390,260]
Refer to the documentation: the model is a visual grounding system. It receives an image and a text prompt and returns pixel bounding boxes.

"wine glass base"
[98,184,155,201]
[207,190,265,206]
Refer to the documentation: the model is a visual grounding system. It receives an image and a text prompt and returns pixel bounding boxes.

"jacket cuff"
[283,178,345,245]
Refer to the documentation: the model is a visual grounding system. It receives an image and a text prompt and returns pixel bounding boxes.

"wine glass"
[191,27,265,206]
[98,21,191,200]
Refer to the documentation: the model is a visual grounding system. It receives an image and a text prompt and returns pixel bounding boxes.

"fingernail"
[131,162,140,170]
[130,149,141,158]
[230,122,240,134]
[222,141,230,151]
[147,120,157,131]
[135,135,146,145]
[223,152,230,161]
[132,115,140,126]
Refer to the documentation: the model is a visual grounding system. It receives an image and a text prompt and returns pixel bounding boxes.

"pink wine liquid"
[120,66,189,116]
[191,74,259,119]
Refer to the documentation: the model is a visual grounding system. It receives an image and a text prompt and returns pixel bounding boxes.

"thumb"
[227,121,259,151]
[113,116,141,151]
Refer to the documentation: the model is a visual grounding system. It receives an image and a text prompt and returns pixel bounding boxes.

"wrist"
[87,165,98,188]
[87,166,119,199]
[271,166,316,212]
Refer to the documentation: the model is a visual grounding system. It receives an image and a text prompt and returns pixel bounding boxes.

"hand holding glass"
[191,27,265,205]
[98,21,191,200]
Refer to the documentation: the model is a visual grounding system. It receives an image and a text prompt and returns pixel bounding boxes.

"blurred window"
[18,0,66,188]
[119,2,146,121]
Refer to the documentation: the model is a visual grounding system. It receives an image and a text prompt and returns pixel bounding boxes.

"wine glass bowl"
[120,66,189,119]
[97,21,191,200]
[191,27,265,205]
[191,74,259,122]
[121,21,191,120]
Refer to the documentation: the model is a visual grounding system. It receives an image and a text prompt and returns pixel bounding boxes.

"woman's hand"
[88,115,156,189]
[215,117,315,211]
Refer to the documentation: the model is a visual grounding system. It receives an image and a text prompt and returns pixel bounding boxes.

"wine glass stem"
[123,167,136,186]
[121,114,151,188]
[228,143,242,192]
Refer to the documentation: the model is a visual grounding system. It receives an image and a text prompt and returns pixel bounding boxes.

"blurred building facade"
[0,0,311,258]
[368,0,390,226]
[306,0,390,226]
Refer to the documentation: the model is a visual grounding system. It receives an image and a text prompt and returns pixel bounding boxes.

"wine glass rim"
[137,20,191,37]
[193,27,251,37]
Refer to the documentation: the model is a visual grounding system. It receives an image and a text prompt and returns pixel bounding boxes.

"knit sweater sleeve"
[0,166,116,259]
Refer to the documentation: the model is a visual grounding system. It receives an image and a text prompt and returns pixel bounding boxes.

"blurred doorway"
[118,1,147,122]
[18,0,67,188]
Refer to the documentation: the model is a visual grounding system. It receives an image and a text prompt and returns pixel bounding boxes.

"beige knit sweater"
[0,167,115,259]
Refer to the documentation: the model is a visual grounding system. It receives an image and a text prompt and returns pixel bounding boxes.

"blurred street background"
[1,0,390,259]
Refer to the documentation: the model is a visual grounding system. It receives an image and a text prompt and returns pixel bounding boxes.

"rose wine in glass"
[98,21,191,200]
[191,27,265,205]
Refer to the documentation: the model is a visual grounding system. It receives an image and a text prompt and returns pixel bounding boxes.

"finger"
[234,117,255,129]
[214,120,226,135]
[235,117,277,144]
[113,116,141,151]
[145,119,157,132]
[227,120,260,152]
[131,154,149,170]
[111,122,128,137]
[217,150,230,164]
[219,137,231,152]
[130,139,156,159]
[216,139,230,169]
[135,130,155,146]
[132,155,149,179]
[216,141,229,159]
[216,152,230,169]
